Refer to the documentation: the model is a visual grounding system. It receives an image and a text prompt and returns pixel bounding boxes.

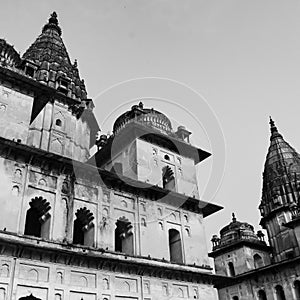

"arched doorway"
[275,285,286,300]
[24,197,51,238]
[254,254,263,268]
[162,165,175,191]
[228,262,236,276]
[168,229,183,263]
[115,217,134,255]
[294,280,300,299]
[72,207,95,246]
[258,289,267,300]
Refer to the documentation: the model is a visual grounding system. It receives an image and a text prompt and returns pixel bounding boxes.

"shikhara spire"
[260,118,300,224]
[42,11,62,36]
[22,12,87,100]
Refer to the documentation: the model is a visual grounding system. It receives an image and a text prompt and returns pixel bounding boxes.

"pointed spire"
[261,119,300,225]
[269,116,282,140]
[269,116,278,133]
[232,212,236,223]
[42,12,62,36]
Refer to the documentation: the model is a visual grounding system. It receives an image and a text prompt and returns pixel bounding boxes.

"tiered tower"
[259,118,300,261]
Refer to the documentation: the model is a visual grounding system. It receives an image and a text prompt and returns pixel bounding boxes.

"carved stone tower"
[259,118,300,262]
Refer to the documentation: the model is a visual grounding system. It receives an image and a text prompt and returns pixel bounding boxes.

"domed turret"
[211,213,265,251]
[209,213,270,276]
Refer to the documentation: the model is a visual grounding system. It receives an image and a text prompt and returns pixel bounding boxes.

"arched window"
[275,285,286,300]
[294,280,300,299]
[72,207,95,246]
[258,289,267,300]
[168,229,183,263]
[254,254,264,268]
[24,197,51,238]
[115,217,134,255]
[55,119,62,127]
[228,262,235,277]
[162,165,175,191]
[0,288,5,300]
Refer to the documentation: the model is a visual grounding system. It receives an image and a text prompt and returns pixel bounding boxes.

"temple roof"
[22,12,87,101]
[260,118,300,220]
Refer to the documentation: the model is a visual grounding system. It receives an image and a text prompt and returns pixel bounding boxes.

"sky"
[1,0,300,251]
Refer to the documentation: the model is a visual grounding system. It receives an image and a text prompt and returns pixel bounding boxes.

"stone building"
[0,12,225,300]
[210,119,300,300]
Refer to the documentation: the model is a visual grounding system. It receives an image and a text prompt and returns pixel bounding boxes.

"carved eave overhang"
[0,136,222,216]
[97,168,223,217]
[0,231,229,285]
[283,217,300,229]
[208,240,271,258]
[93,122,211,166]
[0,66,99,133]
[214,254,300,289]
[259,203,291,228]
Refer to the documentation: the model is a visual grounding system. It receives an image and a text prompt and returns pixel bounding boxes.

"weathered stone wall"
[217,262,300,300]
[0,83,34,144]
[214,246,271,277]
[136,139,199,198]
[264,211,299,262]
[0,252,217,300]
[28,99,91,163]
[0,152,210,267]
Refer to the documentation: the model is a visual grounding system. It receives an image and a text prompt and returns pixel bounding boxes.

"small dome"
[220,213,255,236]
[113,102,173,135]
[211,213,263,251]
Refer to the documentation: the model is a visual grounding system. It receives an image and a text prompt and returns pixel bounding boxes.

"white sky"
[2,0,300,251]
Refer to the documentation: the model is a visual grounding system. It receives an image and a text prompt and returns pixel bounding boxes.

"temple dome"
[22,12,87,101]
[113,102,173,135]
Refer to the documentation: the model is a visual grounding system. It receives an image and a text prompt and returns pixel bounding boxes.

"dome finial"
[49,12,58,25]
[42,11,62,36]
[269,116,278,134]
[232,212,236,222]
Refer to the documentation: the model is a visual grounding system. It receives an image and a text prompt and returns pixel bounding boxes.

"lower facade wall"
[0,255,218,300]
[217,263,300,300]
